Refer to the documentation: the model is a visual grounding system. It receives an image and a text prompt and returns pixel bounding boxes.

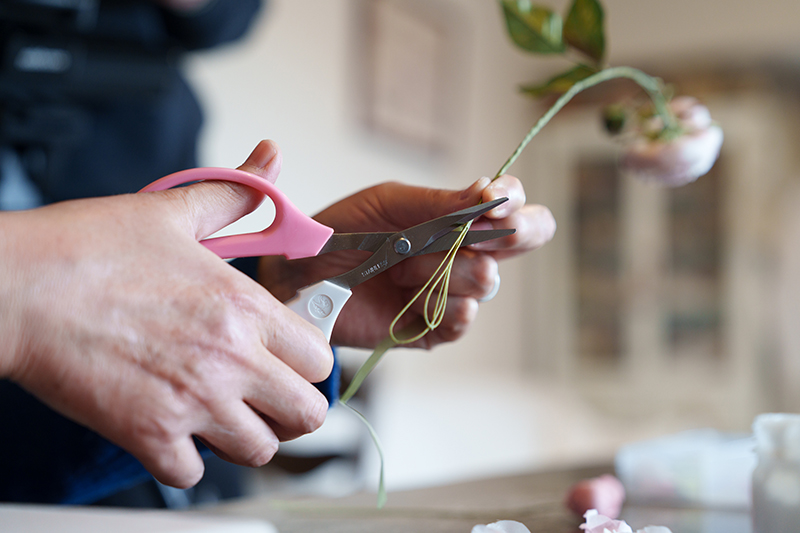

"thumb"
[360,177,491,230]
[237,139,282,183]
[172,141,282,239]
[420,176,492,218]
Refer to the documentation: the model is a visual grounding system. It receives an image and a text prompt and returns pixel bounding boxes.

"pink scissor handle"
[139,167,334,260]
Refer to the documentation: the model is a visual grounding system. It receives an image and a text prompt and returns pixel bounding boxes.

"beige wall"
[185,0,800,492]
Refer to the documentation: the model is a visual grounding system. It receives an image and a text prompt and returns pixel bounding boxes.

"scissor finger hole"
[207,194,276,240]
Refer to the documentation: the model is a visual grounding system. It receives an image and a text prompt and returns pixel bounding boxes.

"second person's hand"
[257,144,556,349]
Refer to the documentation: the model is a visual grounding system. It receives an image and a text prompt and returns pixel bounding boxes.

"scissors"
[140,168,513,341]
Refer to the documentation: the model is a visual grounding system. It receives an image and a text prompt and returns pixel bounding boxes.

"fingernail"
[460,176,491,200]
[469,240,494,250]
[486,182,511,217]
[248,140,278,169]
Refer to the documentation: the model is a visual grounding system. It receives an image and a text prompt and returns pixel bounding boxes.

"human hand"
[0,141,333,489]
[259,164,556,349]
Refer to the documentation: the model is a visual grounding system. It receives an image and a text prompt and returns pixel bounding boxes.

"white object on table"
[1,503,277,533]
[615,428,756,509]
[752,412,800,533]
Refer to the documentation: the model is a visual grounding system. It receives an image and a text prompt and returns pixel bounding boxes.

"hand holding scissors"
[140,168,514,341]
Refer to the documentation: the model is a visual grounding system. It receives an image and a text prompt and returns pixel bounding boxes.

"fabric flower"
[580,510,673,533]
[619,96,723,187]
[580,509,633,533]
[471,520,531,533]
[565,474,626,519]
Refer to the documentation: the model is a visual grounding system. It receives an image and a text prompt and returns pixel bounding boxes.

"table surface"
[210,465,754,533]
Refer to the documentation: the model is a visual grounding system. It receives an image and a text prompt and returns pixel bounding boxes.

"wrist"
[0,211,29,379]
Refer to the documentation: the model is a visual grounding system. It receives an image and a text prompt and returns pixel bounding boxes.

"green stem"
[339,66,673,510]
[494,65,673,179]
[338,400,387,508]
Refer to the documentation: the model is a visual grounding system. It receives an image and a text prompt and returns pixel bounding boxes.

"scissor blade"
[413,228,515,255]
[318,227,514,256]
[445,198,509,227]
[413,197,509,249]
[325,198,512,290]
[318,198,510,256]
[317,232,394,255]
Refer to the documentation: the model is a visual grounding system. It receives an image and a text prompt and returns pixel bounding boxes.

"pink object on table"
[565,474,626,519]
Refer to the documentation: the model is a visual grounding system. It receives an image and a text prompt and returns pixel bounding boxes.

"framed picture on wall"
[352,0,470,153]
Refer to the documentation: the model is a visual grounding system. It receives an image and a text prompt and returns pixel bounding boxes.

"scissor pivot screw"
[394,237,412,255]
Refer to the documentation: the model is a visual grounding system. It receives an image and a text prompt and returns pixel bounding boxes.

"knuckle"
[130,404,185,446]
[246,438,279,467]
[471,255,499,294]
[529,205,557,248]
[451,298,479,328]
[149,446,204,489]
[437,316,473,343]
[167,465,204,490]
[308,343,335,384]
[297,391,328,435]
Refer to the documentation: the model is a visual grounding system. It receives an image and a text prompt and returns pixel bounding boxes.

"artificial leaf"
[520,64,598,97]
[500,0,566,54]
[564,0,605,63]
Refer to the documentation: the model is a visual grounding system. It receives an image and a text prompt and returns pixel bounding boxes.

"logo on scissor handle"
[309,294,334,319]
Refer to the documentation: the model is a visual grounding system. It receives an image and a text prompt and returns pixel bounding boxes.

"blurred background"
[182,0,800,498]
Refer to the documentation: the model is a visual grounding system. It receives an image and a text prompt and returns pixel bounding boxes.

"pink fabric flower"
[566,474,626,519]
[580,510,633,533]
[580,510,673,533]
[619,96,723,187]
[471,520,531,533]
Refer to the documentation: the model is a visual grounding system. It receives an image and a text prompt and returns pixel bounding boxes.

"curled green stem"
[340,65,674,509]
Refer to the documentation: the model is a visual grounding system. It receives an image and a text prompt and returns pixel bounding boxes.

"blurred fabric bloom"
[580,510,673,533]
[619,96,723,187]
[566,474,626,518]
[471,520,531,533]
[580,509,633,533]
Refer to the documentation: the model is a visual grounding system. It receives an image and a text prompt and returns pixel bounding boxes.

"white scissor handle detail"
[286,281,353,342]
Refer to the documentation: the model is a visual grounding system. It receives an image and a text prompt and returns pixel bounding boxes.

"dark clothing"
[1,0,261,201]
[0,0,263,505]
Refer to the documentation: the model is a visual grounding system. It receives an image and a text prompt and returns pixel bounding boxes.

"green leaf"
[520,64,598,98]
[500,0,566,54]
[563,0,605,63]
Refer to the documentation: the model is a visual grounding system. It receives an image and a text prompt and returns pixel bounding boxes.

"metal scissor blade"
[412,228,515,256]
[318,227,514,256]
[412,197,509,249]
[326,198,511,290]
[445,197,509,226]
[317,232,394,255]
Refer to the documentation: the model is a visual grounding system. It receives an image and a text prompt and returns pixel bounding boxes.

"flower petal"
[619,125,723,187]
[580,510,634,533]
[472,520,532,533]
[670,96,712,130]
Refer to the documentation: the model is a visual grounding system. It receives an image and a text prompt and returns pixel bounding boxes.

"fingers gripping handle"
[286,281,352,342]
[139,167,334,259]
